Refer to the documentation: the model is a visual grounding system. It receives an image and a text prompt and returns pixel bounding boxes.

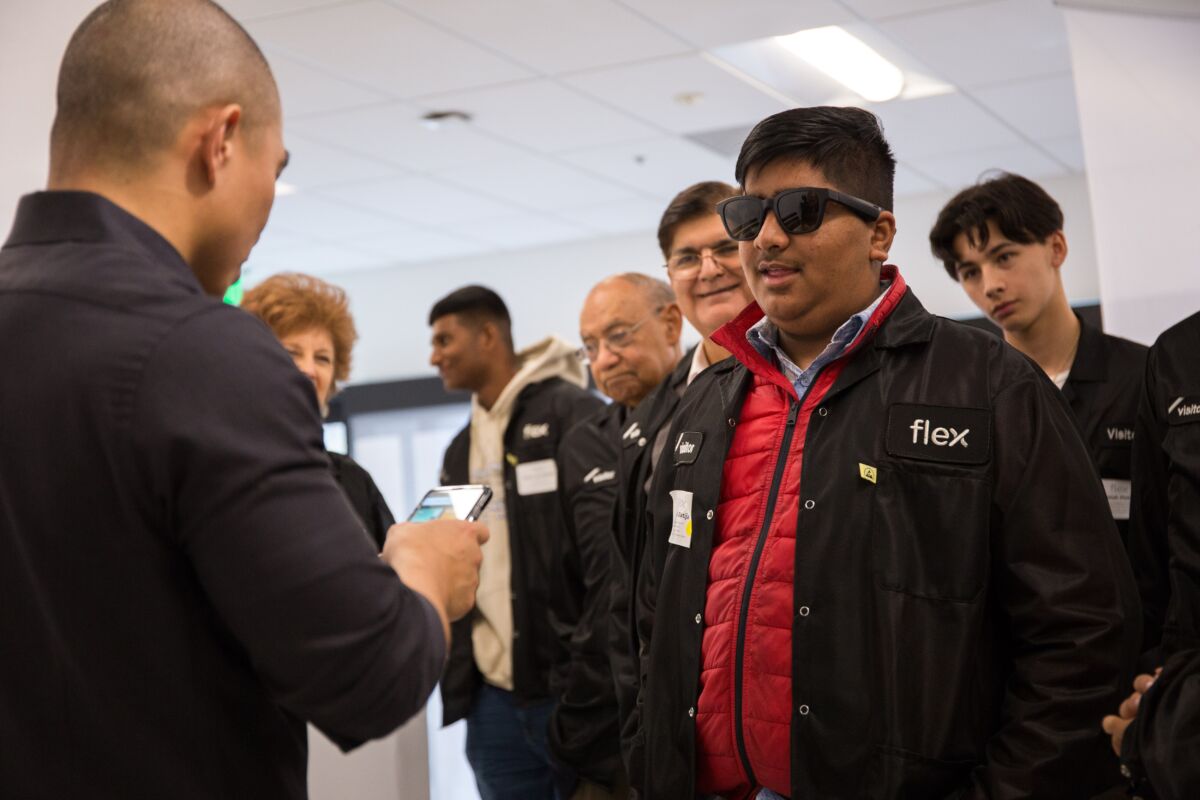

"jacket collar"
[4,191,200,292]
[1064,313,1107,384]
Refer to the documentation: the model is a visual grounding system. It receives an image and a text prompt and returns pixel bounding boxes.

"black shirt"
[1061,315,1148,544]
[330,450,395,550]
[0,192,444,799]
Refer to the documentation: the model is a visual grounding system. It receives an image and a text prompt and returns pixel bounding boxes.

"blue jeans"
[465,683,558,800]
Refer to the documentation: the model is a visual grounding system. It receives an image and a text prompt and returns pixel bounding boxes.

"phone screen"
[408,485,491,523]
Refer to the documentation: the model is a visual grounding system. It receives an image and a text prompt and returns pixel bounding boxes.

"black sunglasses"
[717,187,883,241]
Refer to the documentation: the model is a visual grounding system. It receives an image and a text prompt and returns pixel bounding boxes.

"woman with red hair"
[242,272,393,550]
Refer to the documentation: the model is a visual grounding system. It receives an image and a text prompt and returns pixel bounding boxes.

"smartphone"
[407,485,493,523]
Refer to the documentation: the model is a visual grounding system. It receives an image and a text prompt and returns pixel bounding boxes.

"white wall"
[1063,7,1200,344]
[327,172,1100,385]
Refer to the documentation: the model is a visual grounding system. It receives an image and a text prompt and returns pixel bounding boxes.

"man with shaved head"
[547,274,681,799]
[0,2,485,797]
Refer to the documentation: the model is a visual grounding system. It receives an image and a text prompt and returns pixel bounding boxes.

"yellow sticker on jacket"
[859,463,877,484]
[668,490,693,548]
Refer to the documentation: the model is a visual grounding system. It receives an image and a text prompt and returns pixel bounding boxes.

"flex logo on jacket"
[673,432,703,465]
[886,403,991,465]
[522,422,550,440]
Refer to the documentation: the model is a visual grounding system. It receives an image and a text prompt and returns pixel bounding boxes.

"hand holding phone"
[408,485,492,523]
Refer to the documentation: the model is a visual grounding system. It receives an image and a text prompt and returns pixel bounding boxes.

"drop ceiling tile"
[245,0,532,97]
[222,0,344,22]
[244,236,383,279]
[389,0,690,74]
[621,0,853,48]
[971,73,1080,141]
[867,93,1022,160]
[894,163,945,196]
[280,134,405,189]
[416,80,661,153]
[909,142,1067,187]
[265,194,402,240]
[1039,136,1086,172]
[563,53,789,135]
[878,0,1072,89]
[351,226,492,264]
[316,175,517,226]
[452,214,595,250]
[561,136,737,197]
[291,102,533,172]
[266,49,388,118]
[838,0,989,21]
[435,155,639,210]
[555,197,669,236]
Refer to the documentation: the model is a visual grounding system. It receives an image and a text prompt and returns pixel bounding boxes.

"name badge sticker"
[668,490,694,548]
[1168,396,1200,426]
[885,403,991,465]
[515,458,558,495]
[1102,478,1132,520]
[674,431,704,465]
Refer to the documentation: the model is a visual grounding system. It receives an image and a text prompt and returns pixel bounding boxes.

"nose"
[752,207,788,255]
[697,249,728,282]
[592,340,622,372]
[982,265,1005,300]
[429,347,441,367]
[296,354,318,382]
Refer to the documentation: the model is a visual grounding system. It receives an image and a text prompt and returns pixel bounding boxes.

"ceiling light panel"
[776,26,904,102]
[621,0,852,48]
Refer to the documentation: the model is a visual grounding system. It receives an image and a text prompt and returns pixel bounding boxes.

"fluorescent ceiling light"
[275,180,298,196]
[776,26,904,103]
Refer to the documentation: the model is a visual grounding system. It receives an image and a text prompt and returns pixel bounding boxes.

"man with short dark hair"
[633,107,1140,799]
[547,273,683,800]
[430,285,603,800]
[0,2,485,797]
[930,172,1147,543]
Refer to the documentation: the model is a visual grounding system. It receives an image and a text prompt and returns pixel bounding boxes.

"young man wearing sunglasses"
[930,173,1147,546]
[631,106,1140,800]
[547,274,683,800]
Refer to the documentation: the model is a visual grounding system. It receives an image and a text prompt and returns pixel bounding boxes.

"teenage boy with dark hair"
[1101,310,1200,799]
[632,107,1140,799]
[430,285,603,800]
[931,172,1147,543]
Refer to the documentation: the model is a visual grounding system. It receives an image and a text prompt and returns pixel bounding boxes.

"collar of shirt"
[686,342,712,386]
[746,282,891,399]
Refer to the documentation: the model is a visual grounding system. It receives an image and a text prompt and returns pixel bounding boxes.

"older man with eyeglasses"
[546,273,683,800]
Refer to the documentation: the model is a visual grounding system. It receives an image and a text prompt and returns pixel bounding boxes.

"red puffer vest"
[694,270,906,798]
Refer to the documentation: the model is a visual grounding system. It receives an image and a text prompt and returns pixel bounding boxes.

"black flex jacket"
[1120,646,1200,800]
[547,403,625,788]
[1061,315,1148,545]
[1129,310,1200,664]
[439,378,602,724]
[633,287,1141,799]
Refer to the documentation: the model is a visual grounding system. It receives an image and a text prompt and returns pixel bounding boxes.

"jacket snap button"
[804,500,815,510]
[694,613,702,624]
[706,509,714,520]
[688,706,695,718]
[798,704,810,716]
[818,407,828,417]
[798,606,810,617]
[727,417,736,428]
[638,437,647,447]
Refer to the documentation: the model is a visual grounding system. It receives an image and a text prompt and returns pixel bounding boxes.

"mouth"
[992,300,1017,320]
[695,283,741,300]
[757,261,800,287]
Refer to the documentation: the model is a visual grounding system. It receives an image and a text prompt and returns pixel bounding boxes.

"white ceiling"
[2,0,1089,280]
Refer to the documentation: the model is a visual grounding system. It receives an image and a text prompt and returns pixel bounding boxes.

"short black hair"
[657,181,738,259]
[929,172,1064,281]
[734,106,895,211]
[428,285,513,349]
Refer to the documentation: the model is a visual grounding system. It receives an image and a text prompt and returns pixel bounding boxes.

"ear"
[868,210,897,264]
[1048,230,1068,270]
[197,104,244,188]
[477,320,498,352]
[660,303,683,347]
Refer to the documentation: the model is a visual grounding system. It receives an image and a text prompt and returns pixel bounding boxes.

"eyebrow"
[957,239,1016,270]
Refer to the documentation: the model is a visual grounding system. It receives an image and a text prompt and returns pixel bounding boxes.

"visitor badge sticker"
[669,490,694,548]
[1102,478,1132,520]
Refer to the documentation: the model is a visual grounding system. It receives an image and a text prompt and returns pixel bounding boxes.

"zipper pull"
[786,402,800,426]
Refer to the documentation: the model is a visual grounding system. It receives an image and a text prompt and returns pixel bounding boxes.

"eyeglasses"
[577,309,661,364]
[717,187,882,241]
[663,239,740,279]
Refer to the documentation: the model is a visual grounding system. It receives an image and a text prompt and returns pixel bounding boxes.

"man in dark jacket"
[610,181,754,774]
[1102,310,1200,798]
[632,106,1141,800]
[930,172,1147,545]
[0,2,485,797]
[549,273,682,799]
[430,285,603,800]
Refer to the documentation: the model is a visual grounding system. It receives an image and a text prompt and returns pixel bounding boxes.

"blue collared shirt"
[746,284,890,402]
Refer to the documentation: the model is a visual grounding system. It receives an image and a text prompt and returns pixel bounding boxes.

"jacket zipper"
[732,399,799,790]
